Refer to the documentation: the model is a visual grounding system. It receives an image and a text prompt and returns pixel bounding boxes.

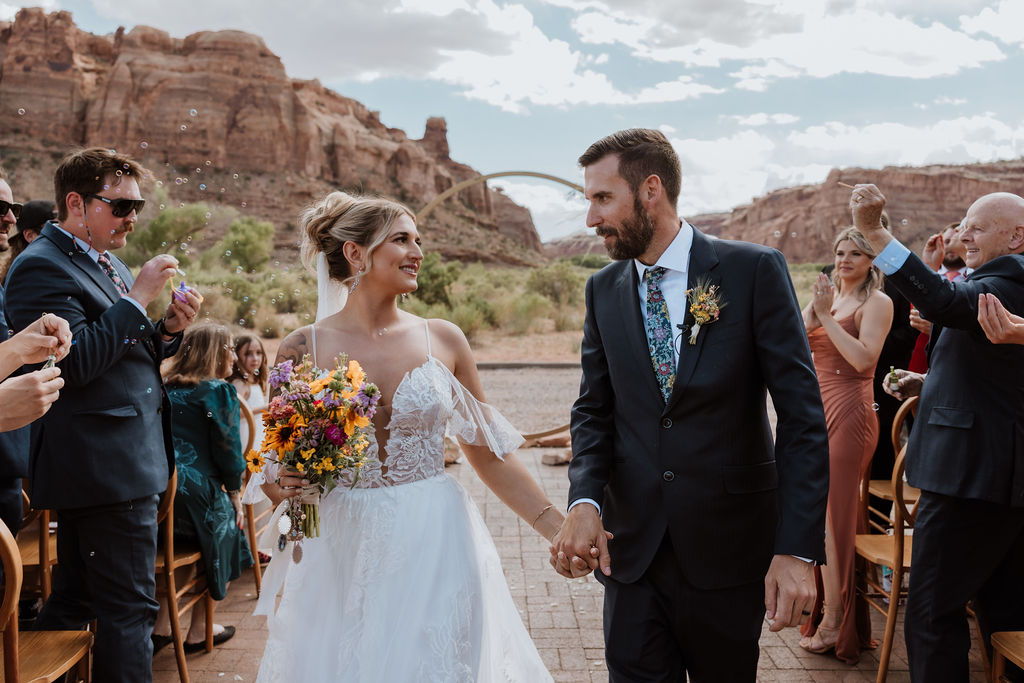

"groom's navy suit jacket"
[569,228,829,589]
[4,222,179,510]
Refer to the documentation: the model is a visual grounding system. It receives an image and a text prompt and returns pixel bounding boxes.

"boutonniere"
[685,278,724,345]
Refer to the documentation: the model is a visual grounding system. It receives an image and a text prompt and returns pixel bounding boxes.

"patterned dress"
[167,379,254,600]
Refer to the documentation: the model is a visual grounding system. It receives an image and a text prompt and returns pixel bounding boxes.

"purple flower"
[324,424,344,446]
[269,360,294,390]
[354,385,380,417]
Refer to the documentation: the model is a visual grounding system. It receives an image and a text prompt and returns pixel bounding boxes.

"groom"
[551,129,829,680]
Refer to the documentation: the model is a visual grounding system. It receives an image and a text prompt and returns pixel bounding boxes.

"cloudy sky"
[6,0,1024,241]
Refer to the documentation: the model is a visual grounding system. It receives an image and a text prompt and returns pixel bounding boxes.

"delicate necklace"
[376,327,388,337]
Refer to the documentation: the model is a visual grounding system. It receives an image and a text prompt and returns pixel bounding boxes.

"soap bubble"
[199,184,207,191]
[232,173,239,179]
[901,218,908,225]
[175,178,183,185]
[190,108,199,117]
[180,124,187,131]
[773,230,781,237]
[240,201,247,208]
[205,160,212,166]
[17,108,25,115]
[140,141,148,149]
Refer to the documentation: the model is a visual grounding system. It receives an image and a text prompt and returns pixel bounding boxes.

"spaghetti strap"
[310,325,318,368]
[424,320,432,359]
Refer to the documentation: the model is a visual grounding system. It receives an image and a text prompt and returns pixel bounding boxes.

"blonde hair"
[831,226,883,301]
[300,192,415,288]
[163,322,234,386]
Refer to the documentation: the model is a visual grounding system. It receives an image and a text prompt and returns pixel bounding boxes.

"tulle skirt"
[254,474,552,682]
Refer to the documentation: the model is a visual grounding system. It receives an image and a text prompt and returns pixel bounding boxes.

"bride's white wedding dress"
[243,323,553,682]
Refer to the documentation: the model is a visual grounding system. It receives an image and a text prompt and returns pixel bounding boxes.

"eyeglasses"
[83,193,145,218]
[0,200,23,219]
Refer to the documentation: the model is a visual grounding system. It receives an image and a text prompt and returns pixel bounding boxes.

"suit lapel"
[40,224,123,307]
[668,229,720,410]
[613,262,663,401]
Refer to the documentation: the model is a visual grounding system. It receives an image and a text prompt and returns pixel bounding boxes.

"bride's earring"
[401,293,408,301]
[350,265,365,293]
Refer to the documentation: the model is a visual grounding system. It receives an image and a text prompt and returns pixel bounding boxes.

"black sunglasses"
[83,193,146,218]
[0,200,23,219]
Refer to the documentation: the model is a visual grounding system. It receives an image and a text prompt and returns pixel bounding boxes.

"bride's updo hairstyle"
[300,191,416,288]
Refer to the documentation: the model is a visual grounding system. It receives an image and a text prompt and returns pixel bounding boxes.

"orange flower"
[343,412,371,437]
[345,360,366,387]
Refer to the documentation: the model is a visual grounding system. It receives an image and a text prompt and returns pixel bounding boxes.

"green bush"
[499,292,551,336]
[413,252,461,307]
[123,201,211,268]
[526,261,585,306]
[570,253,611,269]
[215,217,275,272]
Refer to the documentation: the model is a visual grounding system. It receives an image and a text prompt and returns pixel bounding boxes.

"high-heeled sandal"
[799,624,840,654]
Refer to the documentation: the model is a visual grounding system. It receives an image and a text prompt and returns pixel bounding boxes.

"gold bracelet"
[531,504,554,529]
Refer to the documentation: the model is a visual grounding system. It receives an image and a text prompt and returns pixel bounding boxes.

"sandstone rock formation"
[0,9,542,264]
[545,161,1024,263]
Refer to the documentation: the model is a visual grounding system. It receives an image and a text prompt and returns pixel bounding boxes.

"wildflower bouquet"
[245,354,380,547]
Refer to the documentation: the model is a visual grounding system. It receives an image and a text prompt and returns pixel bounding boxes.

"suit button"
[661,418,673,429]
[663,471,675,482]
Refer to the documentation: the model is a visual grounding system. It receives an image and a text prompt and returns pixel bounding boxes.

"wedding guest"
[867,213,917,526]
[229,332,268,450]
[0,199,54,284]
[853,186,1024,683]
[907,221,969,372]
[3,147,201,682]
[800,227,893,661]
[152,322,251,653]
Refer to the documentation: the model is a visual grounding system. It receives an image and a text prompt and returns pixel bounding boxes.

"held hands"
[764,555,815,632]
[6,313,72,366]
[882,368,925,400]
[849,184,887,232]
[810,273,834,319]
[549,503,614,579]
[978,293,1024,345]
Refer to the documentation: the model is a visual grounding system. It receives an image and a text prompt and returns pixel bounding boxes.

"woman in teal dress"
[151,322,253,653]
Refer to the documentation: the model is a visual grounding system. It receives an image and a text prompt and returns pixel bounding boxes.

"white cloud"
[494,180,588,242]
[960,0,1024,45]
[559,1,1005,90]
[730,112,801,126]
[661,112,1024,216]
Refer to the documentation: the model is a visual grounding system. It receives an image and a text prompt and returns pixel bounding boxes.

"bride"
[243,191,564,682]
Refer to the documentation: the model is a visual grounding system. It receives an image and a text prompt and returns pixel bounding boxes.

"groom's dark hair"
[578,128,681,207]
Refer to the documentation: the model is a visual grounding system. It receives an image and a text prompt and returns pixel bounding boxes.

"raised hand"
[849,184,887,232]
[978,292,1024,345]
[163,284,203,335]
[922,233,945,271]
[127,254,180,307]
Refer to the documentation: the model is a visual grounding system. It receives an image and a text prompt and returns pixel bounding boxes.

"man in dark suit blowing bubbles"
[4,148,202,683]
[550,129,829,681]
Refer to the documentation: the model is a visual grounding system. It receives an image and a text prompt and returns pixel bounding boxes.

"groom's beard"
[596,195,655,261]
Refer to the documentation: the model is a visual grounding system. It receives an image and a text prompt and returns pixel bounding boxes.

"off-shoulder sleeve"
[440,364,524,460]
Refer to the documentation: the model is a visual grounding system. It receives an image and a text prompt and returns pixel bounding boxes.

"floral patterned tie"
[96,252,129,296]
[644,266,675,402]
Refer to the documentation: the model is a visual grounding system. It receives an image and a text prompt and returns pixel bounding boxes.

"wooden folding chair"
[15,489,57,605]
[240,402,273,595]
[154,472,212,683]
[992,631,1024,682]
[0,518,93,683]
[862,396,920,533]
[855,444,916,683]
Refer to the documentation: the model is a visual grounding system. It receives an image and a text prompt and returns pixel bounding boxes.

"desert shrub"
[498,292,551,336]
[215,216,275,272]
[448,302,486,343]
[414,252,461,307]
[122,201,211,268]
[526,261,584,306]
[570,253,611,269]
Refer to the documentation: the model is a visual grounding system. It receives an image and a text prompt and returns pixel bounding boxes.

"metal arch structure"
[416,170,583,222]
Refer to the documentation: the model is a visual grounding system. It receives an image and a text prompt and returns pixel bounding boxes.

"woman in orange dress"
[799,226,893,663]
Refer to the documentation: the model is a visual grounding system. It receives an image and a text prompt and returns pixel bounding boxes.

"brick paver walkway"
[153,446,989,682]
